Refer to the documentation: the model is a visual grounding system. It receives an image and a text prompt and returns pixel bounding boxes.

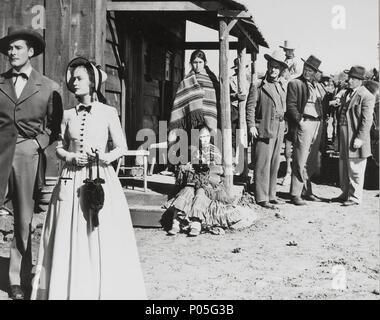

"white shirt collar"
[12,65,33,77]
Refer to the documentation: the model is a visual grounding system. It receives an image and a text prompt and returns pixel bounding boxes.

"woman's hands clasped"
[86,151,111,165]
[66,153,92,167]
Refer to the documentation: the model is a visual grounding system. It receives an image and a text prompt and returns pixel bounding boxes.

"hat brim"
[344,69,365,80]
[264,54,288,69]
[0,30,45,57]
[301,58,321,73]
[279,46,295,50]
[66,57,108,93]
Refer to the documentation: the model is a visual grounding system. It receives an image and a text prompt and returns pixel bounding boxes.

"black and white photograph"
[0,0,378,303]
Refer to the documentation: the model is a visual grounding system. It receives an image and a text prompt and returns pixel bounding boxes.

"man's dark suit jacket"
[285,75,326,142]
[0,68,63,202]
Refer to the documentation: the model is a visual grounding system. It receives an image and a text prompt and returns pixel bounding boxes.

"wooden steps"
[19,174,246,229]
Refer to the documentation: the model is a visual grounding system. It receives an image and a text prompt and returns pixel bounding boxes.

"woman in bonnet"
[31,57,146,300]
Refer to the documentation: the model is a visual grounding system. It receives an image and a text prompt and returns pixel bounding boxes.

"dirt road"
[136,183,379,300]
[0,182,379,300]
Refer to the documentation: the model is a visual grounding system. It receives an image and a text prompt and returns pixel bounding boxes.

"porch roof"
[108,0,269,50]
[218,0,268,48]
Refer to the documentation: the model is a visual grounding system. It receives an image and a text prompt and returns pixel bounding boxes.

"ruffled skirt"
[165,186,255,231]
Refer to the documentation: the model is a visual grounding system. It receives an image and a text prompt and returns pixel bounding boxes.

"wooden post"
[219,18,233,191]
[248,51,257,174]
[237,37,248,177]
[95,0,107,68]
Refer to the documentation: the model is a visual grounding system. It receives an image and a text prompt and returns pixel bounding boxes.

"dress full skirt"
[31,163,147,300]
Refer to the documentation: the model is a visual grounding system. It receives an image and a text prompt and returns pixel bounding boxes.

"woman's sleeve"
[56,111,74,162]
[103,107,128,163]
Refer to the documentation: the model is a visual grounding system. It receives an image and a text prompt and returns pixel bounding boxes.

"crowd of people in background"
[245,42,379,209]
[165,42,379,236]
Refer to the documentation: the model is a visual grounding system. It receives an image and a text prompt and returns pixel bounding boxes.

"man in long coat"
[246,50,287,209]
[0,25,62,299]
[332,66,375,206]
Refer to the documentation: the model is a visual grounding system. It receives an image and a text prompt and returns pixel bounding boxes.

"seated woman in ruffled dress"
[164,126,256,237]
[31,57,146,300]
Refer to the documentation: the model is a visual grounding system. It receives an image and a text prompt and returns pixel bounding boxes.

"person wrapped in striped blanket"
[168,50,219,144]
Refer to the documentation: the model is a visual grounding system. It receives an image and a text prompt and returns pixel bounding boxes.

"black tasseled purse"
[82,149,105,228]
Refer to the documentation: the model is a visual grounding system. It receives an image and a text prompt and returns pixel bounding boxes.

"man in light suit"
[285,55,326,206]
[332,66,375,206]
[0,25,62,299]
[279,40,303,187]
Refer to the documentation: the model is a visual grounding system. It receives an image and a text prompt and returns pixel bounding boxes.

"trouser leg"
[255,136,275,203]
[290,120,320,198]
[0,138,16,207]
[347,158,367,203]
[304,120,323,196]
[269,121,285,200]
[284,139,292,172]
[339,126,350,198]
[9,140,39,287]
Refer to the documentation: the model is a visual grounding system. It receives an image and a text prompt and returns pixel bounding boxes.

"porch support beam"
[219,18,233,191]
[237,37,249,177]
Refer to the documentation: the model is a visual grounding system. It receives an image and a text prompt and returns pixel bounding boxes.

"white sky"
[185,0,379,76]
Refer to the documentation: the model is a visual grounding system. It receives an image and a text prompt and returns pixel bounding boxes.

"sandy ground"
[0,180,379,300]
[135,183,379,300]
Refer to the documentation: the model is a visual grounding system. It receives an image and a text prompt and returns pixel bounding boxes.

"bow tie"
[11,72,28,80]
[78,104,92,113]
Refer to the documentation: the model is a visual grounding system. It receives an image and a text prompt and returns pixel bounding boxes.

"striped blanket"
[191,143,222,165]
[169,71,218,132]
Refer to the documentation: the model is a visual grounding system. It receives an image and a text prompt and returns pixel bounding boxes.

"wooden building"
[0,0,268,191]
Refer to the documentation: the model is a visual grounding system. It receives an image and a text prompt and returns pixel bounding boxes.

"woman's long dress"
[31,102,146,300]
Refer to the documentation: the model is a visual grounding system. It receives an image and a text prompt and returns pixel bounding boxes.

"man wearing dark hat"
[285,55,326,205]
[332,66,375,206]
[246,50,287,209]
[0,25,62,299]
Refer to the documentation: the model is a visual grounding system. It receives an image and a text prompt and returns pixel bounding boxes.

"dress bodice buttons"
[62,102,125,157]
[78,111,89,153]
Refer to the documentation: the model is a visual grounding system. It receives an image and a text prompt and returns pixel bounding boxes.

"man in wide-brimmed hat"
[279,40,303,80]
[0,25,62,299]
[278,41,303,187]
[246,50,288,209]
[285,55,328,205]
[331,66,375,206]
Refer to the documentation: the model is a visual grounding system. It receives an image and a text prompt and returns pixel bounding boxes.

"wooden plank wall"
[0,0,44,74]
[105,11,122,115]
[0,0,107,176]
[45,0,107,108]
[117,12,186,150]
